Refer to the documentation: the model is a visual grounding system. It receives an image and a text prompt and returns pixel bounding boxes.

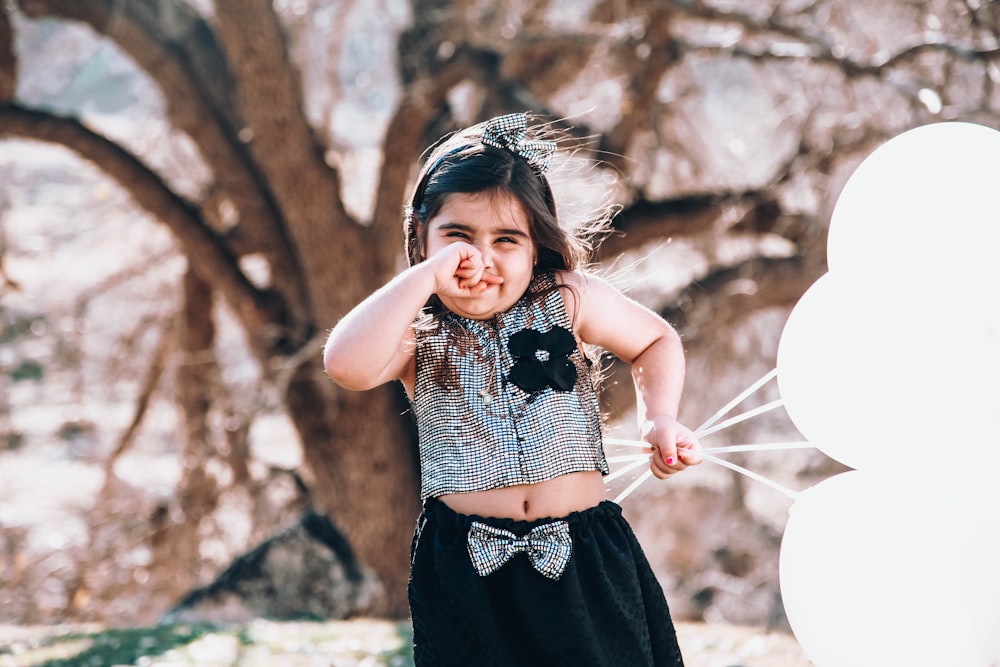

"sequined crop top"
[412,272,609,500]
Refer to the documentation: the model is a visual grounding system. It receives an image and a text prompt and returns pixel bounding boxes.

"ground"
[0,619,812,667]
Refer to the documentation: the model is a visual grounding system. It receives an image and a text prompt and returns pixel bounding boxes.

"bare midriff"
[438,470,606,521]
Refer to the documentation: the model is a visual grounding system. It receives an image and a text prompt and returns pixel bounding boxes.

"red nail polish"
[665,456,675,465]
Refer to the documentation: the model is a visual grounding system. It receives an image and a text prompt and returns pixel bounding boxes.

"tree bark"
[0,9,14,102]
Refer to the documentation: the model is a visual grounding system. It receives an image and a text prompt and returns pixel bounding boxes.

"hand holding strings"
[642,414,703,479]
[608,369,810,502]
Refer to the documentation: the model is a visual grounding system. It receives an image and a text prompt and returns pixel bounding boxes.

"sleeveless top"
[412,272,609,500]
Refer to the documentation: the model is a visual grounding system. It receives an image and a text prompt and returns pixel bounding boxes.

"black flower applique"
[507,326,578,393]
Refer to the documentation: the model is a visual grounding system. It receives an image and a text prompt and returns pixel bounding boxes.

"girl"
[324,113,700,666]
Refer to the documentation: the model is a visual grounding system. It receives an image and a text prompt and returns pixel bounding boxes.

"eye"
[496,236,519,244]
[445,230,470,240]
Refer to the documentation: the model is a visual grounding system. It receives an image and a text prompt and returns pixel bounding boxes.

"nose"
[476,241,494,269]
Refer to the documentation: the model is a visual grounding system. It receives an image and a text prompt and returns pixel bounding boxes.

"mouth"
[471,275,502,293]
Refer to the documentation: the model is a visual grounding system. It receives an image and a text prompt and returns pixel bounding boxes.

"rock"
[161,510,380,624]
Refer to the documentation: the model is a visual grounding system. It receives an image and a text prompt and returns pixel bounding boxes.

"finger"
[463,269,505,291]
[649,455,678,479]
[456,265,485,289]
[650,446,678,471]
[659,443,679,467]
[471,272,503,292]
[454,260,481,278]
[478,271,503,284]
[677,447,702,466]
[676,434,702,465]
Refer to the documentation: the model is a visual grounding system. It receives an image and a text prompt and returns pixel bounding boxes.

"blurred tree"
[1,0,998,619]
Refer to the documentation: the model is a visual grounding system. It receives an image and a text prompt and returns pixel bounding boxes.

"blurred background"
[0,0,996,649]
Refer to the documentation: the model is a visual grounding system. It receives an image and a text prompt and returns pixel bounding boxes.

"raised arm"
[324,241,500,391]
[323,263,433,391]
[562,271,700,478]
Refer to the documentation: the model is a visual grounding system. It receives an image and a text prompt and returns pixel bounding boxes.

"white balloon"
[776,121,1000,667]
[779,471,1000,667]
[964,487,1000,662]
[776,273,1000,474]
[826,122,1000,285]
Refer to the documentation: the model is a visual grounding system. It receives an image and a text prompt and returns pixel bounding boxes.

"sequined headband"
[409,113,557,217]
[480,113,556,174]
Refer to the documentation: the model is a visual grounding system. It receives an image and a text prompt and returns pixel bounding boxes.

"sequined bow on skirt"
[467,520,573,580]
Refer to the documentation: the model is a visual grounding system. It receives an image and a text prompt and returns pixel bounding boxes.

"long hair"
[403,117,592,275]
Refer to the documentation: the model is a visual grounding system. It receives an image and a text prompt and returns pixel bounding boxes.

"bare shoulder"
[554,269,623,313]
[555,269,604,291]
[556,269,673,362]
[554,269,591,328]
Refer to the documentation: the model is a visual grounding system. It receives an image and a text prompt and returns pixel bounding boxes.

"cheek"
[514,247,538,275]
[416,225,430,260]
[423,237,444,260]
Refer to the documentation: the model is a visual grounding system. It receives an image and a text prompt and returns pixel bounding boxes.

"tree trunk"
[161,267,222,601]
[284,363,420,618]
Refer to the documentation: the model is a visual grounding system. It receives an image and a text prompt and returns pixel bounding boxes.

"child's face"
[424,190,537,319]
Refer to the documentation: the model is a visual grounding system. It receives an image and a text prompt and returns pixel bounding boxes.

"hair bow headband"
[480,113,556,174]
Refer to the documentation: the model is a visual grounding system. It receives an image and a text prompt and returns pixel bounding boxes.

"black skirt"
[408,497,685,667]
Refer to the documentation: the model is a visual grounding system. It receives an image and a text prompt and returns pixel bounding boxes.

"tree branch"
[102,319,173,479]
[663,253,826,347]
[16,0,315,326]
[672,1,1000,78]
[370,45,505,276]
[0,104,289,351]
[593,5,681,170]
[211,0,369,316]
[597,194,727,260]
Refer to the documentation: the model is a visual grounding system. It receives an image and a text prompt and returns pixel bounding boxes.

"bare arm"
[324,242,500,391]
[323,263,433,391]
[563,271,701,478]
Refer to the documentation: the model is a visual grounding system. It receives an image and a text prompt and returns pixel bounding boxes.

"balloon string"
[606,438,811,503]
[700,442,813,454]
[609,369,798,503]
[612,469,653,504]
[608,450,799,502]
[693,399,784,438]
[605,439,814,455]
[698,452,799,500]
[604,455,650,483]
[694,368,778,435]
[603,438,652,448]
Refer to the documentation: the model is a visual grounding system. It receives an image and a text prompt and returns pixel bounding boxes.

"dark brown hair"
[403,118,590,273]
